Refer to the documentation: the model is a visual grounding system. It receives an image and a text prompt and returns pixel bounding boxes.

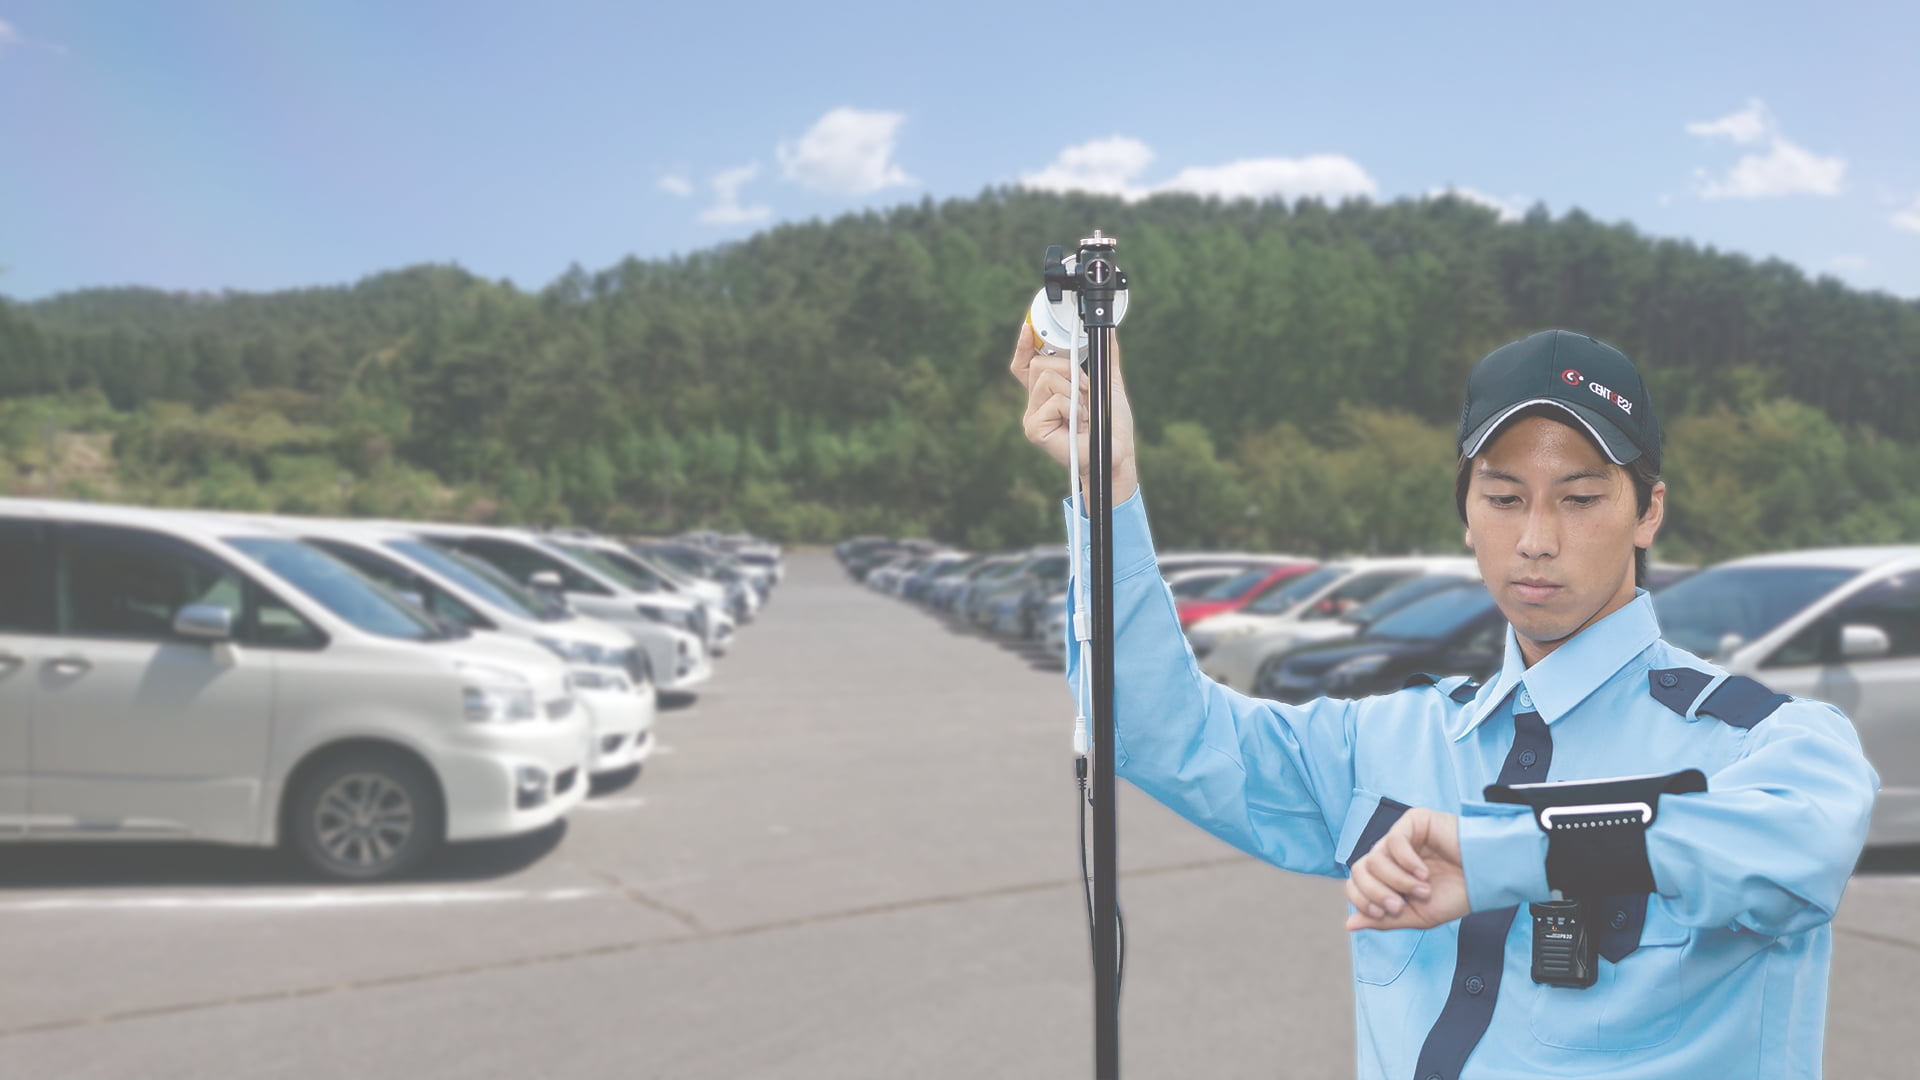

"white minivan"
[542,532,737,657]
[408,524,715,694]
[0,499,590,881]
[263,518,658,777]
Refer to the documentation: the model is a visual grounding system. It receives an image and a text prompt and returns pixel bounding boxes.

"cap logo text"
[1558,368,1633,415]
[1586,379,1633,415]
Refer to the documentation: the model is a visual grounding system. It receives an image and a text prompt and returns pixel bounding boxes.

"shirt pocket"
[1334,788,1425,986]
[1528,898,1692,1051]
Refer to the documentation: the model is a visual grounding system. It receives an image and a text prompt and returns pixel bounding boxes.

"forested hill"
[4,190,1919,560]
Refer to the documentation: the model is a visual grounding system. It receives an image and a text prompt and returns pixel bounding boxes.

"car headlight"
[568,668,629,692]
[1325,653,1392,689]
[536,636,600,664]
[458,663,538,724]
[636,603,694,632]
[609,646,648,686]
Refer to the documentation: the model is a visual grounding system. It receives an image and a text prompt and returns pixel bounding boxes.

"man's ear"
[1634,480,1667,550]
[1463,526,1474,550]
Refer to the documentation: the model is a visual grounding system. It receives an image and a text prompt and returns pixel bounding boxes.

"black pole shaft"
[1086,319,1120,1079]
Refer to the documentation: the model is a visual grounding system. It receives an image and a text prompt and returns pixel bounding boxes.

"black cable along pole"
[1079,231,1122,1079]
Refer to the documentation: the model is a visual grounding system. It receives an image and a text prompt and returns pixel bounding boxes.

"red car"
[1175,561,1319,628]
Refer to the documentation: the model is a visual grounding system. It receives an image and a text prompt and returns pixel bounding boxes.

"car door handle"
[44,655,92,675]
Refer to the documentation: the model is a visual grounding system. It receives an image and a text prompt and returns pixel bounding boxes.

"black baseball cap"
[1457,330,1661,472]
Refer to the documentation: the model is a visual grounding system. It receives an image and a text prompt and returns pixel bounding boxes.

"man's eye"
[1567,495,1601,507]
[1486,495,1520,508]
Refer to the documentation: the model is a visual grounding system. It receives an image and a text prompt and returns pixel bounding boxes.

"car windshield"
[555,542,655,592]
[385,538,552,621]
[1025,555,1068,580]
[1366,584,1499,642]
[935,555,985,578]
[421,540,571,618]
[647,546,717,578]
[1346,574,1478,626]
[1653,565,1857,659]
[620,547,696,587]
[1199,566,1271,601]
[226,537,444,641]
[1245,565,1345,616]
[1170,572,1234,598]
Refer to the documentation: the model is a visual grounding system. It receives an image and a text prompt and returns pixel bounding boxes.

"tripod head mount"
[1031,231,1130,359]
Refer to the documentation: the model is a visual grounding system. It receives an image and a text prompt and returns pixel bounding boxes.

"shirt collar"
[1452,589,1662,740]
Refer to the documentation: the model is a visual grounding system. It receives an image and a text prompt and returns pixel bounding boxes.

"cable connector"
[1073,610,1091,642]
[1073,713,1089,757]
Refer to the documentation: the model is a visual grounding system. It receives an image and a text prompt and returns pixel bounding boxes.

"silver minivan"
[1653,545,1920,846]
[0,499,591,881]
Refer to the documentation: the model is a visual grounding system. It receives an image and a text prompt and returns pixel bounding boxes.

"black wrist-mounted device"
[1485,769,1707,989]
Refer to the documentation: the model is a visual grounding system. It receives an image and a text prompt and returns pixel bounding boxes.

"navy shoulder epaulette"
[1404,672,1481,703]
[1648,668,1791,729]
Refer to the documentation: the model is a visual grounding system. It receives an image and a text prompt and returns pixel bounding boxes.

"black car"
[1253,582,1504,703]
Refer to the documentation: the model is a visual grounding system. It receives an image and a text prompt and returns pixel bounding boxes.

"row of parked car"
[845,535,1919,847]
[0,496,783,881]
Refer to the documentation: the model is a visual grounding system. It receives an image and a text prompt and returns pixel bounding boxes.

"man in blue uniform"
[1013,326,1878,1079]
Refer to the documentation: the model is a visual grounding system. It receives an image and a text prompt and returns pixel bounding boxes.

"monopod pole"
[1081,238,1122,1080]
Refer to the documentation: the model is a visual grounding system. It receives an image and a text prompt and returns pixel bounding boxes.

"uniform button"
[1611,909,1628,930]
[1426,1074,1444,1080]
[1517,688,1533,711]
[1465,975,1485,995]
[1519,749,1537,768]
[1659,672,1679,689]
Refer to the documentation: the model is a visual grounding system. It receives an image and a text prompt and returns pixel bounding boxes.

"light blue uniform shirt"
[1065,493,1878,1080]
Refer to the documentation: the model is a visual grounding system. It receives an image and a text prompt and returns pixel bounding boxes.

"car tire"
[288,750,444,882]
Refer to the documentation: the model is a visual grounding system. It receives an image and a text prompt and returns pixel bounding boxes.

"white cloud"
[1424,186,1527,222]
[1019,136,1376,204]
[776,107,914,194]
[0,19,19,50]
[1685,99,1845,199]
[1018,136,1156,199]
[698,164,771,225]
[657,174,693,198]
[1161,155,1377,202]
[1893,193,1920,235]
[1828,254,1871,273]
[1685,99,1770,145]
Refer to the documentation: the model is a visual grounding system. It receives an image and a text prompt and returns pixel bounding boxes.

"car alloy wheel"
[290,751,442,882]
[315,772,415,869]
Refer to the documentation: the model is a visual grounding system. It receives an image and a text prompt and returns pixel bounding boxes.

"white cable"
[1065,317,1091,759]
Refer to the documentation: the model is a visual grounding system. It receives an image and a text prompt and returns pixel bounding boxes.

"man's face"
[1463,415,1665,665]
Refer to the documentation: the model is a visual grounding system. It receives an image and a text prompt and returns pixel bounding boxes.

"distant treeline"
[4,190,1918,561]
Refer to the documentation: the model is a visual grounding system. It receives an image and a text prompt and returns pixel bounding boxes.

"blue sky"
[4,0,1918,301]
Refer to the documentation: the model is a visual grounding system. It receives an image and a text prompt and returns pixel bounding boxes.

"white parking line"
[0,887,599,914]
[577,797,647,811]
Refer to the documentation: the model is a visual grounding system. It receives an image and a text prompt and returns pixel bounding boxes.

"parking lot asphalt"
[3,549,1917,1079]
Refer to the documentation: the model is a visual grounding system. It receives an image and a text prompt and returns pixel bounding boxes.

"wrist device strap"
[1484,769,1707,898]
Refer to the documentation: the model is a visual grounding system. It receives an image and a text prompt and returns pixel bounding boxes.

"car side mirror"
[1840,624,1891,661]
[174,604,234,642]
[1716,631,1746,659]
[528,570,564,592]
